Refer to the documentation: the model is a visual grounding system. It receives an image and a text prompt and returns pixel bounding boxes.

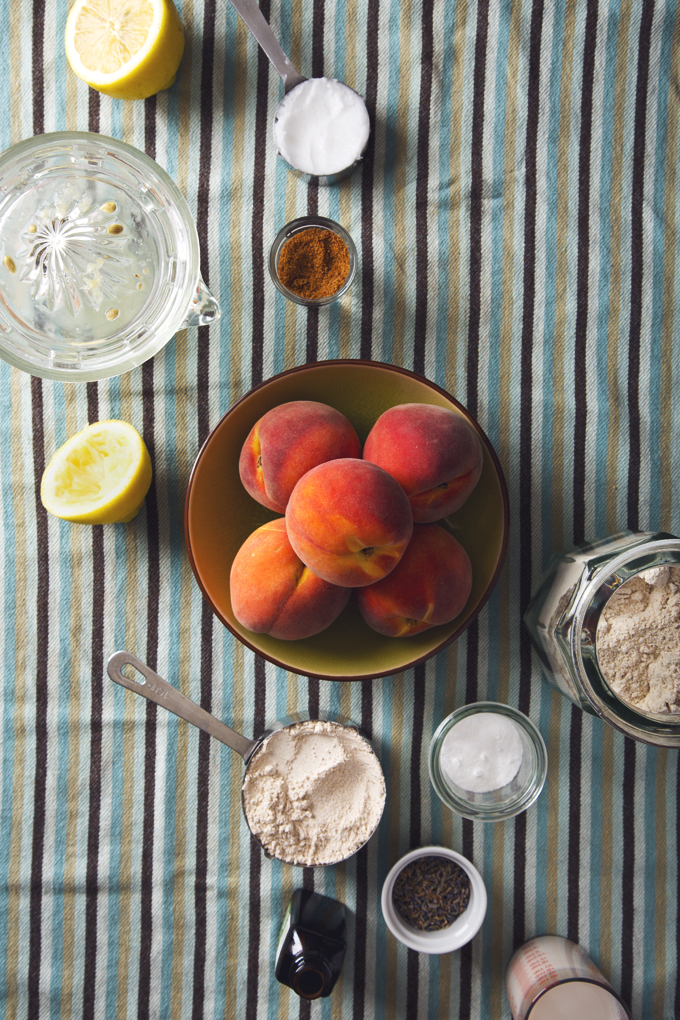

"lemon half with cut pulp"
[65,0,185,101]
[41,420,153,525]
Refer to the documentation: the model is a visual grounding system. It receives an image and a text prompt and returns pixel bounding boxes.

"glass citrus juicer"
[0,131,220,382]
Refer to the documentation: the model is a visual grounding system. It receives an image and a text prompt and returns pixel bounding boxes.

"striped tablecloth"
[1,0,680,1017]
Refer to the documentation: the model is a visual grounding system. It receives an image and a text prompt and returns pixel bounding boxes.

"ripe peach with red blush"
[362,403,483,522]
[355,523,473,637]
[285,458,414,587]
[230,518,351,640]
[239,400,361,513]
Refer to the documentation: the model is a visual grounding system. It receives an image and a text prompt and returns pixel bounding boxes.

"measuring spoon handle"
[227,0,306,92]
[107,651,258,762]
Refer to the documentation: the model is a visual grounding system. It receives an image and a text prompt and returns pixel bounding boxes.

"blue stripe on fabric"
[0,360,17,1008]
[647,2,677,528]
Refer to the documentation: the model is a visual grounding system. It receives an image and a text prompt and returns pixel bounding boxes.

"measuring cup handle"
[107,651,258,762]
[226,0,306,92]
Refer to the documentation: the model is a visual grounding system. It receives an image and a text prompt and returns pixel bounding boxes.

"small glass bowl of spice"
[269,216,357,307]
[381,846,487,953]
[429,702,548,823]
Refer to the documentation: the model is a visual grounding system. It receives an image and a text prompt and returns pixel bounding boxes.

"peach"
[239,400,361,513]
[230,518,351,640]
[355,523,473,637]
[285,458,413,587]
[362,403,483,522]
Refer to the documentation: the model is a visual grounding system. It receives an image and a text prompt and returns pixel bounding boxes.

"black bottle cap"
[292,954,333,999]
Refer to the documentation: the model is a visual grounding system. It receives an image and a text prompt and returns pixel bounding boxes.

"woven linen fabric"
[1,0,680,1017]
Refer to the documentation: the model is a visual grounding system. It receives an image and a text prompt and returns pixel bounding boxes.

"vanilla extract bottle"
[275,889,347,999]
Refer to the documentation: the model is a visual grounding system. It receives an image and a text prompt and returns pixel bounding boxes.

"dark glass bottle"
[275,889,347,999]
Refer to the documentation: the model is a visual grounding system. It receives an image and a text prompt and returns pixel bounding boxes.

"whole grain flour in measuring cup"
[242,719,385,866]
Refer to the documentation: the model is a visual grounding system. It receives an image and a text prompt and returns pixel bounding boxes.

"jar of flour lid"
[524,531,680,747]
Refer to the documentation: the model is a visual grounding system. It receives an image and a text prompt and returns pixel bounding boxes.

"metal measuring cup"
[226,0,370,183]
[107,651,385,867]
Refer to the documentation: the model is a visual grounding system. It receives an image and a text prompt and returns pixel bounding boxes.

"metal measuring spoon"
[226,0,369,181]
[107,650,385,866]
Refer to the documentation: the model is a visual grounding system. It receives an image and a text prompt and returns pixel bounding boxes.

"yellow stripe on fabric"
[114,525,141,1018]
[660,10,680,529]
[391,0,413,370]
[9,2,21,144]
[444,0,468,396]
[604,3,632,533]
[551,3,577,551]
[545,693,562,935]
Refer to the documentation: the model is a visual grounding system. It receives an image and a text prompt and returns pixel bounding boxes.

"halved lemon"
[41,420,153,525]
[65,0,185,101]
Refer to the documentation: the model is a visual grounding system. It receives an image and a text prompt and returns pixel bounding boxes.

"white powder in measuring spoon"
[242,719,385,866]
[440,712,523,793]
[273,78,370,176]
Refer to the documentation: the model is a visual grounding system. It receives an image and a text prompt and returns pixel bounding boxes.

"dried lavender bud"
[392,855,471,931]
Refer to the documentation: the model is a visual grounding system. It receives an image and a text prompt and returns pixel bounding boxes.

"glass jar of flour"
[524,531,680,747]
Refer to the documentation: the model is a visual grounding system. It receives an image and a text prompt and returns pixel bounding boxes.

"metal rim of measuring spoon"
[226,0,369,182]
[107,650,385,866]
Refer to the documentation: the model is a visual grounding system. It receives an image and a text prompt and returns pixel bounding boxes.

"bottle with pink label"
[505,936,632,1019]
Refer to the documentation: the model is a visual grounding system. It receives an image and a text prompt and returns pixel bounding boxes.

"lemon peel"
[41,420,153,525]
[65,0,185,101]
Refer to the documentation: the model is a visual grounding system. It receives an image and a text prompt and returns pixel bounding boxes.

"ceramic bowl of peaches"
[184,360,509,680]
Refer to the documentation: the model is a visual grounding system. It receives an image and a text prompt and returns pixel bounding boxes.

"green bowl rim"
[184,359,511,681]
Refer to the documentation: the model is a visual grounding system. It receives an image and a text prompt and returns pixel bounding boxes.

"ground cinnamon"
[277,227,350,300]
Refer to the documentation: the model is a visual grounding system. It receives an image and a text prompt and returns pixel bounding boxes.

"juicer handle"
[107,650,258,762]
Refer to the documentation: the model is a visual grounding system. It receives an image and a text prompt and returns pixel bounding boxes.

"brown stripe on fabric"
[413,0,434,377]
[627,2,654,531]
[518,0,544,718]
[88,88,100,134]
[311,0,325,79]
[464,618,478,704]
[620,737,636,1005]
[137,358,161,1020]
[406,948,419,1017]
[458,803,473,1020]
[81,524,106,1018]
[31,0,45,135]
[410,664,426,847]
[192,598,215,1020]
[86,384,98,424]
[359,0,380,360]
[466,0,489,417]
[566,705,582,943]
[245,836,262,1020]
[245,655,267,1020]
[250,3,272,389]
[196,0,216,441]
[572,0,598,545]
[27,376,49,1019]
[145,94,157,159]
